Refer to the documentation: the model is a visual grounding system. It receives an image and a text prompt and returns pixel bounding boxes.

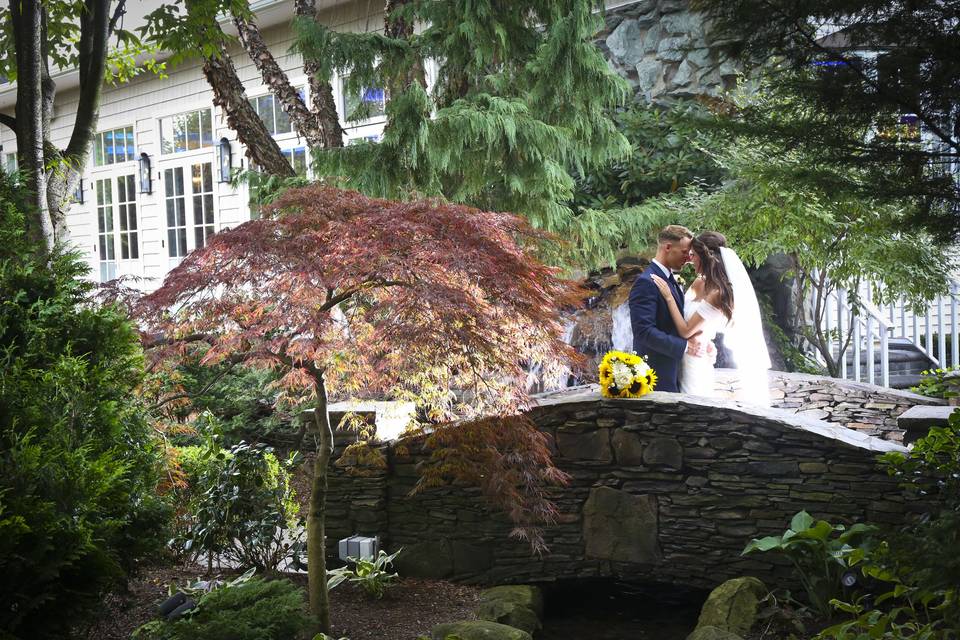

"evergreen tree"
[298,0,632,268]
[695,0,960,240]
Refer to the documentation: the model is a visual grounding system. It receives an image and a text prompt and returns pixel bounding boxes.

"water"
[539,579,705,640]
[611,302,633,353]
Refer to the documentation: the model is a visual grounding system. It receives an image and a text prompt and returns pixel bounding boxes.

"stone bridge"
[322,371,942,590]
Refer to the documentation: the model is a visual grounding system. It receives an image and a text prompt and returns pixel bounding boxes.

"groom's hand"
[686,336,704,356]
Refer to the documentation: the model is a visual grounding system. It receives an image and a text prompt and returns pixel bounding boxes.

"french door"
[164,160,216,266]
[95,173,139,282]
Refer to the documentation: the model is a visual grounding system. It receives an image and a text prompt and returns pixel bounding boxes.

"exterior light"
[841,570,858,588]
[73,180,84,204]
[138,152,152,194]
[218,137,232,183]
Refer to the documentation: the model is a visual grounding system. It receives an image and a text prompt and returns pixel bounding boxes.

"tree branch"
[293,0,343,148]
[0,113,16,132]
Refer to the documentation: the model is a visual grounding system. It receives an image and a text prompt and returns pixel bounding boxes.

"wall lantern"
[73,180,84,204]
[138,152,152,194]
[218,137,232,183]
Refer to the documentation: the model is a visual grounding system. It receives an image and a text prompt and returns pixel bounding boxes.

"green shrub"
[173,439,302,572]
[0,175,169,638]
[910,366,960,399]
[742,511,876,618]
[135,577,312,640]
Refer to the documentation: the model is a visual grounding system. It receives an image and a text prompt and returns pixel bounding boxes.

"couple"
[628,225,771,404]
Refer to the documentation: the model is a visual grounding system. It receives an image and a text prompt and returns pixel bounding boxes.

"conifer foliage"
[136,186,578,634]
[251,0,631,267]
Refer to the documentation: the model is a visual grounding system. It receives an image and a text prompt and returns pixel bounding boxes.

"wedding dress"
[679,289,727,397]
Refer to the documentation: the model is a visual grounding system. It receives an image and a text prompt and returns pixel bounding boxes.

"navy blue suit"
[628,265,687,392]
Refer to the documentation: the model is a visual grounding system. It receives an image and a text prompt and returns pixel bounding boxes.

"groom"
[628,225,704,393]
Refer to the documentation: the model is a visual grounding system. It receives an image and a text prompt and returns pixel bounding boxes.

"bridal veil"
[720,247,772,405]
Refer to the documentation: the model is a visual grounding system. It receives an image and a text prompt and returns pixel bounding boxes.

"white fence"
[821,279,960,387]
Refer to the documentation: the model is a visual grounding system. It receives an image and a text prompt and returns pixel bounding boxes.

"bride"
[650,232,771,404]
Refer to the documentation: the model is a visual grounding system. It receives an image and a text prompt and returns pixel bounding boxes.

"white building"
[0,0,390,289]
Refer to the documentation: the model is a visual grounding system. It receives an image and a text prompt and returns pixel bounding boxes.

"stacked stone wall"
[325,388,925,590]
[713,370,944,443]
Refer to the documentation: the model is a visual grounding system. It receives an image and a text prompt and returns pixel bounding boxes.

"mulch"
[81,562,480,640]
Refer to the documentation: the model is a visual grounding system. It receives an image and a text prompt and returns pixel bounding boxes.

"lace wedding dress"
[679,288,727,397]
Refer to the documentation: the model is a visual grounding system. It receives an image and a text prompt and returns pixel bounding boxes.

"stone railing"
[324,388,924,590]
[712,369,944,443]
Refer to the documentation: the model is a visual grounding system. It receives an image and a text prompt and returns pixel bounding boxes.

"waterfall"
[612,302,633,352]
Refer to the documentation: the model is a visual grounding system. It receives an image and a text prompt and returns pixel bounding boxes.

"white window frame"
[338,74,387,131]
[158,107,215,157]
[93,125,137,167]
[161,158,218,267]
[93,172,141,282]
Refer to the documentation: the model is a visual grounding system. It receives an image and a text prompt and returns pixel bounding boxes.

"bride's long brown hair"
[693,232,734,320]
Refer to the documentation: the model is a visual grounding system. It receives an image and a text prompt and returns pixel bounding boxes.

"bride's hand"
[650,275,673,301]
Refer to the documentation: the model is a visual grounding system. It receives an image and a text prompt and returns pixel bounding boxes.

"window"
[96,179,116,281]
[164,161,216,261]
[282,147,307,175]
[94,126,136,166]
[160,109,213,154]
[94,173,139,281]
[250,91,303,136]
[191,163,215,249]
[3,152,17,173]
[341,77,386,123]
[347,134,381,145]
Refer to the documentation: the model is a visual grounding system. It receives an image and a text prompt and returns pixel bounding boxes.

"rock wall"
[712,370,945,443]
[598,0,736,103]
[325,388,924,590]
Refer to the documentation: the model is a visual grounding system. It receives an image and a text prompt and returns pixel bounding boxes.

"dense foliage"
[135,185,578,633]
[696,0,960,240]
[171,440,301,573]
[134,577,312,640]
[0,175,169,638]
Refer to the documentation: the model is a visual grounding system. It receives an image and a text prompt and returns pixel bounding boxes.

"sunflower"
[598,350,657,398]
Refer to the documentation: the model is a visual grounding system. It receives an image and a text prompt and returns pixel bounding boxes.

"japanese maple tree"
[137,185,578,633]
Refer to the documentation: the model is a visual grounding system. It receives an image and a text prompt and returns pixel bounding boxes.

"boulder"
[430,620,532,640]
[479,585,545,618]
[582,487,660,563]
[696,577,767,636]
[394,539,453,578]
[476,600,541,635]
[687,625,744,640]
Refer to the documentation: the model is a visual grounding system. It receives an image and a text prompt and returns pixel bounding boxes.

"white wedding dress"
[679,289,727,397]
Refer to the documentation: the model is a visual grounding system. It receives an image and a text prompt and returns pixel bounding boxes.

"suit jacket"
[628,265,687,392]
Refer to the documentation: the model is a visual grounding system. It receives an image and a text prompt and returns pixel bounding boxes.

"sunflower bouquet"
[598,351,657,398]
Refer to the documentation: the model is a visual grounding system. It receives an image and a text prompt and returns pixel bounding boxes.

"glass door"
[164,160,215,267]
[94,173,139,282]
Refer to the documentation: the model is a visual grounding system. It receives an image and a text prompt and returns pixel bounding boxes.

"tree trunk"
[293,0,343,148]
[201,43,295,177]
[306,369,333,634]
[11,0,53,252]
[233,14,328,148]
[384,0,426,92]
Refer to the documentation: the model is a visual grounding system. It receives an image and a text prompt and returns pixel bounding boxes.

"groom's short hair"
[658,225,693,245]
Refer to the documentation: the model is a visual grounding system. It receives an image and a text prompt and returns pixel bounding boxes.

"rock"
[394,539,453,578]
[612,429,645,465]
[657,36,691,62]
[687,626,744,640]
[583,486,660,563]
[671,59,696,87]
[476,600,541,635]
[696,577,767,636]
[606,19,646,66]
[661,11,704,38]
[642,24,663,54]
[430,620,532,640]
[556,428,612,462]
[643,437,683,469]
[480,585,545,617]
[453,541,493,575]
[635,58,663,95]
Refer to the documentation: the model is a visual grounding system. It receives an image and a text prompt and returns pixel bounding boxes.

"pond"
[539,579,707,640]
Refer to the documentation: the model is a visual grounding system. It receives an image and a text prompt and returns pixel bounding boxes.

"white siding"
[5,0,386,290]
